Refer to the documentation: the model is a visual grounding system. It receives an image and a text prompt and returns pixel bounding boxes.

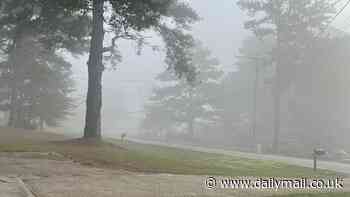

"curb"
[15,177,36,197]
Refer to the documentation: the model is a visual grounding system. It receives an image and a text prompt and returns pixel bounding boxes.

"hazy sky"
[60,0,350,137]
[60,0,248,136]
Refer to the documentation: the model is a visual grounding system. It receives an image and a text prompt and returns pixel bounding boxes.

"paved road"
[128,138,350,175]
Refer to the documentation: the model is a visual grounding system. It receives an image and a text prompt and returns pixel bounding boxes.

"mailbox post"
[121,133,127,143]
[313,148,326,171]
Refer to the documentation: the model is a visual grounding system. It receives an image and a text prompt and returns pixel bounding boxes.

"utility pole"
[236,55,268,149]
[252,62,259,144]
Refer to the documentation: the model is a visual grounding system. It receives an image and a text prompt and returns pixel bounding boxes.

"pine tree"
[0,0,89,128]
[0,34,76,129]
[214,36,274,140]
[142,42,223,141]
[237,0,335,152]
[82,0,199,139]
[290,32,350,149]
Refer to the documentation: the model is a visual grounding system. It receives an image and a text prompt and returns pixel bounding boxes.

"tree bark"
[187,89,195,140]
[272,69,281,153]
[7,34,20,128]
[84,0,105,139]
[8,87,17,127]
[272,15,282,153]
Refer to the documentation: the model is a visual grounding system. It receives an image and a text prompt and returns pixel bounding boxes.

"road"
[128,138,350,175]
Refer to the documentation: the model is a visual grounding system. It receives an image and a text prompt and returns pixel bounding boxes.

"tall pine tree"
[78,0,199,139]
[0,33,76,129]
[142,42,223,141]
[237,0,335,152]
[0,0,89,128]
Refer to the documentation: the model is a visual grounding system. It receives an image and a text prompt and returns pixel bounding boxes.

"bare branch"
[102,35,119,53]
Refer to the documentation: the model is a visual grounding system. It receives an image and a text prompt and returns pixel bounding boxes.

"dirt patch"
[0,176,28,197]
[0,152,348,197]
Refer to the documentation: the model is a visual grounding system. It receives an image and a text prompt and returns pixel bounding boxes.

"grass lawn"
[0,128,341,177]
[269,192,350,197]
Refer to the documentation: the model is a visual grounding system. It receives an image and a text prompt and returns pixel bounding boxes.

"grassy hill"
[0,127,340,177]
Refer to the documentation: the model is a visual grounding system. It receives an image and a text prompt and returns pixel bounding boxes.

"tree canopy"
[142,41,223,141]
[237,0,336,152]
[82,0,199,139]
[0,0,89,129]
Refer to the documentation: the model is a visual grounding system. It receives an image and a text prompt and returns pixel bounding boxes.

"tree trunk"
[187,89,195,140]
[7,30,30,129]
[39,117,44,131]
[8,87,17,127]
[7,36,20,128]
[272,19,282,153]
[84,0,105,139]
[272,74,281,153]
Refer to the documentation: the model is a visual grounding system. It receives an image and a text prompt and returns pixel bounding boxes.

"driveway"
[128,138,350,175]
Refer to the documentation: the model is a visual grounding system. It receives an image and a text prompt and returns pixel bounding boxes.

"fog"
[61,0,249,137]
[2,0,350,161]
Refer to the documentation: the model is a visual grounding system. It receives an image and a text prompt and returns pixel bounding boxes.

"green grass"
[0,128,341,177]
[268,192,350,197]
[107,139,339,177]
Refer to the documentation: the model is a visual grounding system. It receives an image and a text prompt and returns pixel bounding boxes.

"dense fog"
[2,0,350,162]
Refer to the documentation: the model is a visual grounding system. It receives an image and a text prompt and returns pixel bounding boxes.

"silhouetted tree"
[238,0,335,152]
[142,42,223,140]
[290,31,350,150]
[0,34,76,129]
[80,0,199,139]
[213,36,274,148]
[0,0,89,128]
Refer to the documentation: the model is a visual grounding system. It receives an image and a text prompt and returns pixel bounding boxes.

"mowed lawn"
[0,127,341,178]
